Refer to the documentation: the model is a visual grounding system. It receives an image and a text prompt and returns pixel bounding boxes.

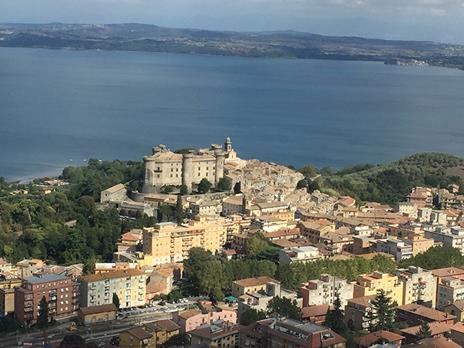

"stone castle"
[142,137,237,193]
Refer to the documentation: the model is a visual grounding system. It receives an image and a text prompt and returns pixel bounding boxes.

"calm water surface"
[1,47,464,180]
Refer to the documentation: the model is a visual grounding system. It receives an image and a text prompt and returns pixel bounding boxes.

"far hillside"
[302,153,464,206]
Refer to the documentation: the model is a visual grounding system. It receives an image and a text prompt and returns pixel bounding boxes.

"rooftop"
[80,269,145,282]
[233,276,278,288]
[397,304,454,322]
[25,273,68,284]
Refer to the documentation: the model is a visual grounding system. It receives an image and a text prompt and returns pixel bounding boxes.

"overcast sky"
[2,0,464,43]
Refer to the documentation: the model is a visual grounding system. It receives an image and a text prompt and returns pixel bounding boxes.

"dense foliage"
[278,255,396,290]
[183,248,277,300]
[399,246,464,269]
[0,160,153,265]
[300,153,464,205]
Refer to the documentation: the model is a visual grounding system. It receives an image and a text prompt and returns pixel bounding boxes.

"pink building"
[172,301,237,333]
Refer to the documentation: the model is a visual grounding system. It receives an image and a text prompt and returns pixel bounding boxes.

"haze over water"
[1,47,464,181]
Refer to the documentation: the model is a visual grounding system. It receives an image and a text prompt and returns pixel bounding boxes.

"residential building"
[396,304,455,326]
[444,300,464,322]
[353,272,403,306]
[376,238,413,262]
[143,319,180,347]
[0,278,21,316]
[431,210,448,226]
[190,199,222,217]
[222,195,245,216]
[142,216,227,266]
[189,321,239,348]
[119,326,155,348]
[398,202,418,219]
[437,277,464,310]
[301,304,330,325]
[173,301,237,333]
[251,216,295,233]
[239,318,346,348]
[231,276,279,298]
[237,281,300,318]
[425,227,464,255]
[299,221,335,244]
[279,245,322,264]
[353,331,405,348]
[79,269,147,309]
[77,304,117,325]
[100,183,127,203]
[14,274,79,325]
[396,266,437,308]
[345,296,375,331]
[400,322,453,344]
[299,274,354,308]
[417,207,433,223]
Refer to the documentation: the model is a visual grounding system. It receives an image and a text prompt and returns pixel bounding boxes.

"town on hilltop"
[2,142,464,347]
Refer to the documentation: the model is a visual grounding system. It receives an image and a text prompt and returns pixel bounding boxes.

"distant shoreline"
[1,22,464,71]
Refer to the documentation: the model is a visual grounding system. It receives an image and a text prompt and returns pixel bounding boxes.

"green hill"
[313,153,464,205]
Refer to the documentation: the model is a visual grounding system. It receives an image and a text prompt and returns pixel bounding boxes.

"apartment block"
[299,274,354,308]
[353,272,403,305]
[437,277,464,310]
[396,266,437,308]
[79,270,147,309]
[14,274,79,325]
[240,318,346,348]
[142,216,227,266]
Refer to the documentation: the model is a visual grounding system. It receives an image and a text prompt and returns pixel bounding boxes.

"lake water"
[1,47,464,181]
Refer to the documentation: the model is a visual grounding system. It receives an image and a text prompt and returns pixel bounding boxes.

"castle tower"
[143,156,156,193]
[182,153,194,193]
[214,149,225,186]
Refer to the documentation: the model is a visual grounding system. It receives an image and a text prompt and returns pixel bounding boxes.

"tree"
[267,297,301,320]
[175,195,185,224]
[112,293,120,310]
[180,185,189,196]
[417,320,432,339]
[37,296,49,329]
[83,255,96,275]
[325,292,346,334]
[217,177,232,192]
[160,185,174,194]
[197,178,212,194]
[245,233,269,258]
[364,290,397,332]
[240,308,267,325]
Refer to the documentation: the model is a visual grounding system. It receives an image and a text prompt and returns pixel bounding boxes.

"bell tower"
[224,137,232,153]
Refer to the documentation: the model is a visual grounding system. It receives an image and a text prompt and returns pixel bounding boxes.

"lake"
[1,47,464,181]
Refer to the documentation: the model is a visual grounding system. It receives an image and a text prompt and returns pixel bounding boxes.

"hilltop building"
[142,138,237,193]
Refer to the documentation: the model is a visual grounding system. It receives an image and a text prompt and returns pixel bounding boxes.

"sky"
[1,0,464,43]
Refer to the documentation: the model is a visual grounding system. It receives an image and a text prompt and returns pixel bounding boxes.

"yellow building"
[231,276,279,298]
[353,272,404,305]
[79,270,147,309]
[119,326,155,348]
[78,304,117,325]
[142,216,228,266]
[0,278,21,316]
[144,319,180,346]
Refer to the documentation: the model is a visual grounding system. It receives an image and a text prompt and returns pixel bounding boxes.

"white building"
[437,277,464,310]
[398,202,418,219]
[425,227,464,255]
[279,246,322,265]
[298,274,354,308]
[396,266,437,308]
